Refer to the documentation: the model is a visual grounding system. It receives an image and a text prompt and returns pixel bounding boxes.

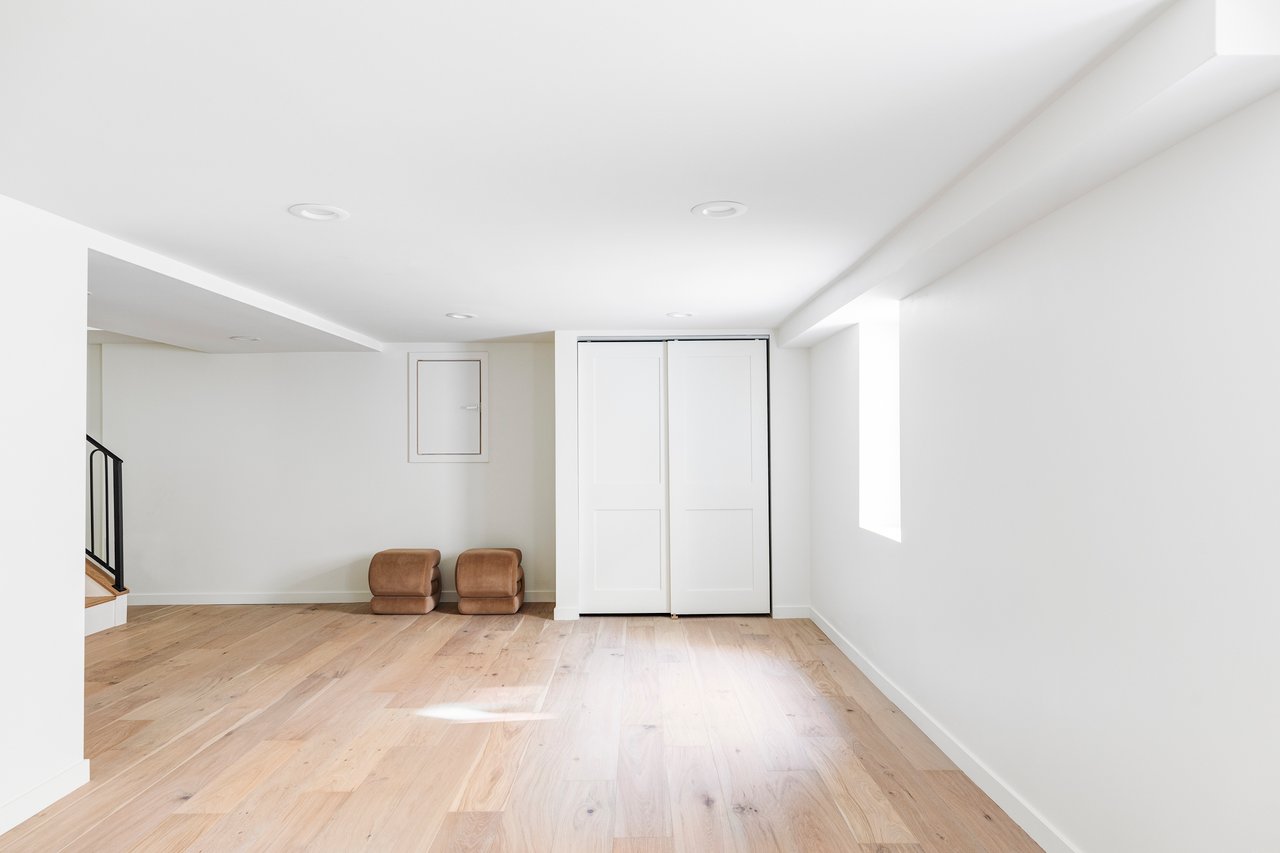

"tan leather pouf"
[368,548,442,614]
[455,548,524,615]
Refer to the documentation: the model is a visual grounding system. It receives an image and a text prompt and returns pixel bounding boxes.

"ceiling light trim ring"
[691,201,748,219]
[287,203,350,221]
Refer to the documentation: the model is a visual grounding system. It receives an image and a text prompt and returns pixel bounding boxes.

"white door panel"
[592,509,664,590]
[668,339,770,614]
[679,508,757,591]
[675,355,755,484]
[590,355,664,485]
[579,342,669,613]
[416,359,483,455]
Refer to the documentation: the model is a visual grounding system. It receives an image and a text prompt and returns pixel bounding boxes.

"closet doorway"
[578,338,770,614]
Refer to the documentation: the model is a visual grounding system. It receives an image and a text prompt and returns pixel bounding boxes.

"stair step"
[85,558,127,597]
[85,595,114,608]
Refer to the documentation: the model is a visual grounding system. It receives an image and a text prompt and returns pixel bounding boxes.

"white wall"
[552,331,581,619]
[86,343,101,437]
[100,342,555,603]
[0,196,89,833]
[768,340,811,615]
[808,91,1280,853]
[86,343,104,560]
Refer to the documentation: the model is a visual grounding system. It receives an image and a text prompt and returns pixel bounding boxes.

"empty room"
[2,0,1278,851]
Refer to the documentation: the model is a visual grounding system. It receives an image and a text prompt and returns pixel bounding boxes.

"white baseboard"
[129,591,371,605]
[806,607,1080,853]
[0,759,90,836]
[129,590,556,606]
[552,605,804,621]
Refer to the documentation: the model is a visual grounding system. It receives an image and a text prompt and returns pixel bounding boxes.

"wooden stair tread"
[85,595,114,608]
[85,558,127,597]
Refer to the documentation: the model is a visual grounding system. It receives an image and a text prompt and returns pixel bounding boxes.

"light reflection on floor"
[417,703,556,723]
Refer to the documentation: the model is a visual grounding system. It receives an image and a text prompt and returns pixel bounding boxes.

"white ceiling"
[1,0,1164,343]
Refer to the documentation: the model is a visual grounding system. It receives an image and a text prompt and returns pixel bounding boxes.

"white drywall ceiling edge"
[85,229,381,353]
[778,0,1280,347]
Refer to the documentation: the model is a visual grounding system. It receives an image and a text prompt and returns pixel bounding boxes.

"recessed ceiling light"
[229,335,260,342]
[691,201,747,219]
[666,312,694,318]
[287,203,350,221]
[445,313,476,320]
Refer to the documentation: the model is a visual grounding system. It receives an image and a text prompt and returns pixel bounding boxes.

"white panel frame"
[554,328,777,621]
[407,351,489,463]
[668,339,771,614]
[578,341,671,613]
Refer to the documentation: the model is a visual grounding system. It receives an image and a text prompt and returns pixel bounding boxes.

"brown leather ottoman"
[368,549,441,615]
[455,548,524,615]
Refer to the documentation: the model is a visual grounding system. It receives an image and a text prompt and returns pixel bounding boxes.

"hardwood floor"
[1,604,1042,852]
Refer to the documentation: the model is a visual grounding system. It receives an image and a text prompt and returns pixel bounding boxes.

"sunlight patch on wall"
[859,301,902,542]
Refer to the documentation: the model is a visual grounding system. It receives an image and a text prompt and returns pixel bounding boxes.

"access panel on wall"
[408,351,488,463]
[578,339,770,615]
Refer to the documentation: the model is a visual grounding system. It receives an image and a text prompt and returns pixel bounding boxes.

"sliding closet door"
[668,339,770,614]
[578,342,670,613]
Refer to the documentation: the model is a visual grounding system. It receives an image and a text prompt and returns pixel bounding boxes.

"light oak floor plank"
[428,810,502,853]
[0,603,1041,852]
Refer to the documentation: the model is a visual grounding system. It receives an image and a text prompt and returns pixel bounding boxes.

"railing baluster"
[111,455,125,592]
[104,457,111,577]
[88,448,99,557]
[86,435,125,592]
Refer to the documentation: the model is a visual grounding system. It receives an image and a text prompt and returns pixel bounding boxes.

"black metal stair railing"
[86,434,125,592]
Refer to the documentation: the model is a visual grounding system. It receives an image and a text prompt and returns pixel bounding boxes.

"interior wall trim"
[128,590,557,606]
[0,759,90,836]
[807,606,1080,853]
